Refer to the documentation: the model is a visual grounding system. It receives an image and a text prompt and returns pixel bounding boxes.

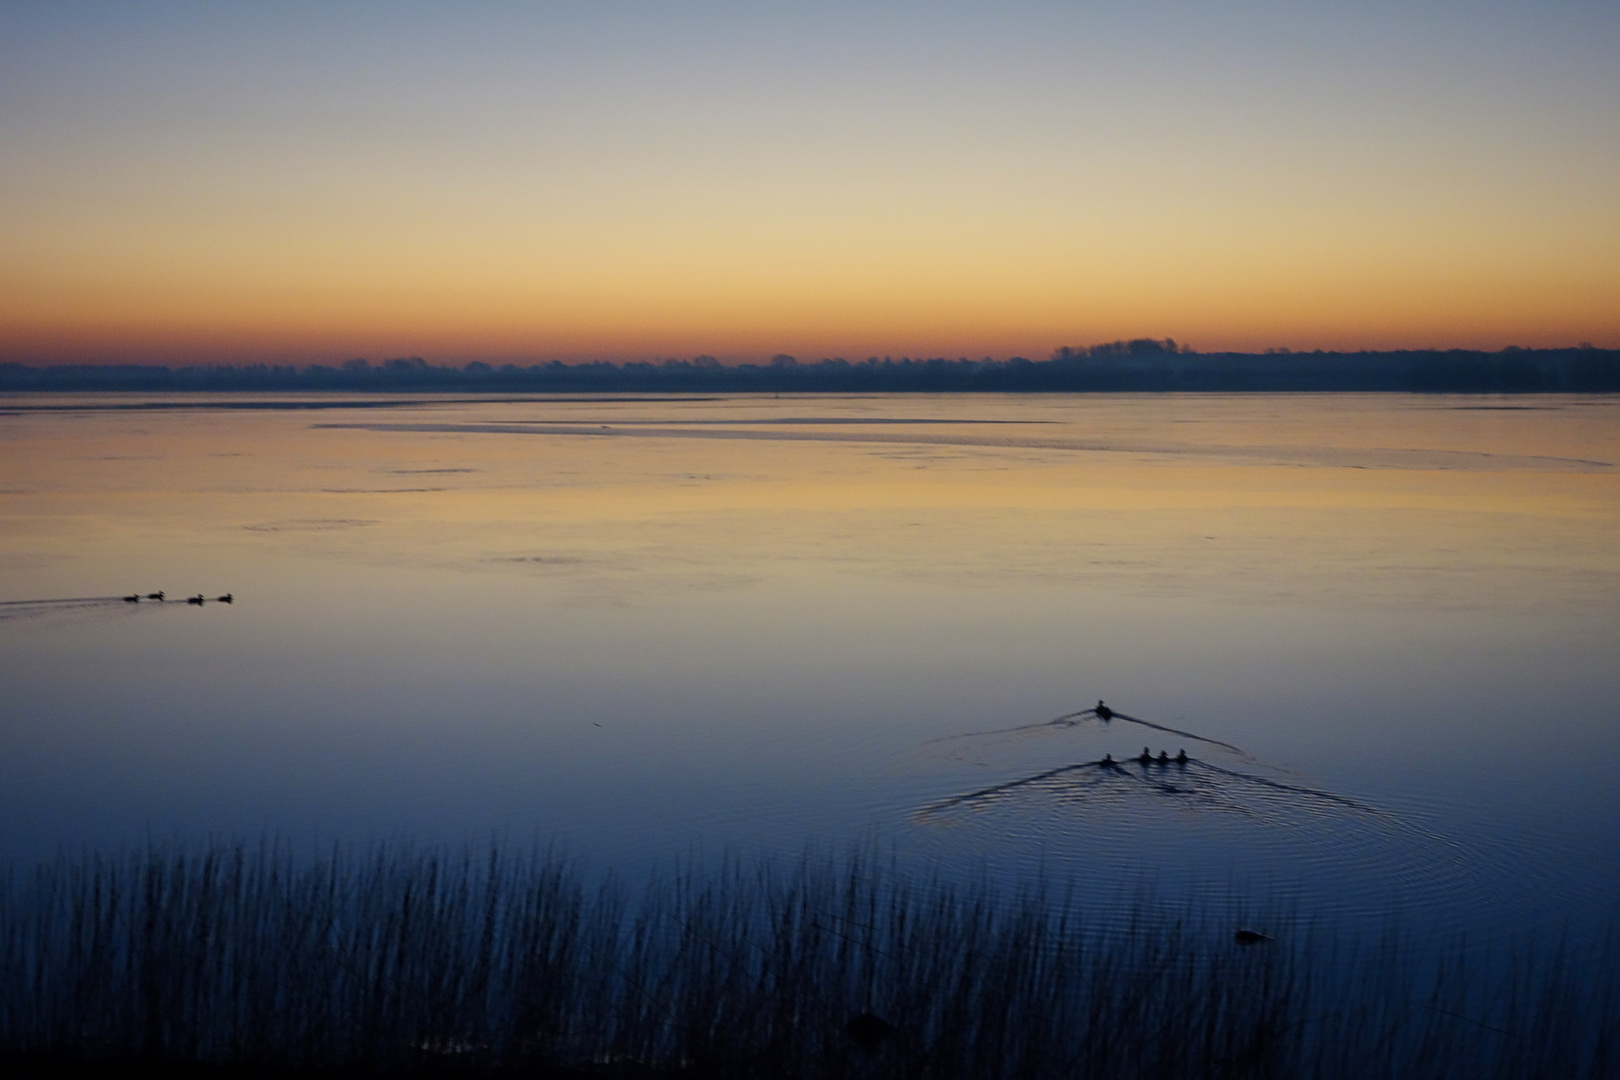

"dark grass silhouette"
[2,844,1615,1078]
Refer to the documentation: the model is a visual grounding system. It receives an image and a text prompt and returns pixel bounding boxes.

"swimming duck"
[123,594,140,603]
[146,591,164,601]
[216,594,233,603]
[1101,753,1115,767]
[1095,700,1113,721]
[1157,750,1170,765]
[1175,749,1187,764]
[188,594,205,605]
[1138,747,1153,765]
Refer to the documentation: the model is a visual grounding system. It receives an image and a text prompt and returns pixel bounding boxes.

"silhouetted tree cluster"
[1053,338,1186,362]
[1,345,1615,393]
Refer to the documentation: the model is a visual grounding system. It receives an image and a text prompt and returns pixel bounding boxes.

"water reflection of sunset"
[6,394,1616,615]
[3,393,1618,958]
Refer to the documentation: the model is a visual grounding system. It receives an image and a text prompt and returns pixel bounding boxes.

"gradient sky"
[2,1,1616,364]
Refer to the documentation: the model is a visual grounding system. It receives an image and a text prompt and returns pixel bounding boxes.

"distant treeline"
[4,340,1618,393]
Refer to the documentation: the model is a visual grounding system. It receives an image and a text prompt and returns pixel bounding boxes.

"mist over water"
[2,392,1617,946]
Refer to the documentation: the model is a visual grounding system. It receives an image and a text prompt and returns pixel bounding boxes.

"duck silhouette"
[1138,747,1153,765]
[845,1012,896,1051]
[146,591,164,601]
[187,594,206,605]
[216,594,233,603]
[1157,750,1170,764]
[1094,700,1113,721]
[123,594,140,603]
[1176,749,1188,764]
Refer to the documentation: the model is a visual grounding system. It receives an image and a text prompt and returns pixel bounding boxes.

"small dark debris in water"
[846,1012,896,1050]
[412,1036,489,1057]
[1234,929,1273,946]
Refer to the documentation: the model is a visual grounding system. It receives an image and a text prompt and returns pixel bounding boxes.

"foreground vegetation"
[1,845,1614,1078]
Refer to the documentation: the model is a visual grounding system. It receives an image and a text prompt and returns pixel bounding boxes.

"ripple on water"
[907,737,1530,944]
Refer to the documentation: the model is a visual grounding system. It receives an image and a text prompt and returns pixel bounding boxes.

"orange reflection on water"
[3,393,1616,618]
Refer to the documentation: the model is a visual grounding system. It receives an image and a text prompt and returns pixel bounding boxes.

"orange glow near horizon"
[2,6,1617,365]
[6,227,1615,364]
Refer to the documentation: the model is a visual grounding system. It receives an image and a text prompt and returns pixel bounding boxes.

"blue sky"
[3,1,1616,361]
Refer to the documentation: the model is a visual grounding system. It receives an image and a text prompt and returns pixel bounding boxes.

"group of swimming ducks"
[1089,701,1188,766]
[1099,748,1189,768]
[122,591,232,605]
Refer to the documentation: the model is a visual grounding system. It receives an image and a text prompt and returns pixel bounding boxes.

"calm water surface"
[2,392,1617,942]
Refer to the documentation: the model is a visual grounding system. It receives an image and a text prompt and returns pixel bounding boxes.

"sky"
[1,1,1616,365]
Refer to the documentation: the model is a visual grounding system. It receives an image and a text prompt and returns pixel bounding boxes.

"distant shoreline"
[4,345,1618,394]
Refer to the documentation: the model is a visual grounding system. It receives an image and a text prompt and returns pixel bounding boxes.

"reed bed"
[1,843,1614,1078]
